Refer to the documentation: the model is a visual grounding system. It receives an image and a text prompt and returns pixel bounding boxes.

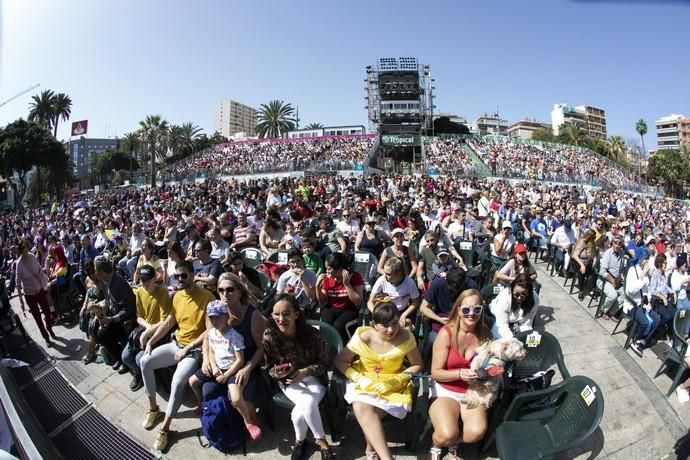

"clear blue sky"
[1,0,688,149]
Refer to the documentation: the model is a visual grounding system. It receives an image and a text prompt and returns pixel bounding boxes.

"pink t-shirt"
[15,255,46,296]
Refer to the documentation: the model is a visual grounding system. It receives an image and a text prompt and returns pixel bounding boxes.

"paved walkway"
[5,261,688,459]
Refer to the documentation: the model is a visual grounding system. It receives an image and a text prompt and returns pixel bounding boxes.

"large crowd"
[160,135,375,182]
[2,172,689,459]
[467,136,641,189]
[423,138,478,176]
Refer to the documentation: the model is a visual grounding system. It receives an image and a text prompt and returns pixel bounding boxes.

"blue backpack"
[200,395,247,455]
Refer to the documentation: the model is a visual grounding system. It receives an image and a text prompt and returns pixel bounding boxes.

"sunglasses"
[460,305,483,316]
[271,312,292,320]
[513,291,528,299]
[217,287,236,294]
[174,273,189,280]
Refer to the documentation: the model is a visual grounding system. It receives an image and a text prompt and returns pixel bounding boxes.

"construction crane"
[0,83,41,108]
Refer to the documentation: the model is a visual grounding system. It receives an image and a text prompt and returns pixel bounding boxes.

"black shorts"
[193,367,237,384]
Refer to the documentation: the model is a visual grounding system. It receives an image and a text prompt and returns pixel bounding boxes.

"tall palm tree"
[121,131,140,182]
[607,135,627,163]
[255,100,297,138]
[557,122,589,147]
[51,93,72,138]
[179,122,202,156]
[168,124,183,157]
[306,123,324,130]
[138,115,169,187]
[636,119,648,157]
[28,89,56,132]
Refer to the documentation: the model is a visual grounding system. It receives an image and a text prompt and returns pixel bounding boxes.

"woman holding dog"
[428,289,492,460]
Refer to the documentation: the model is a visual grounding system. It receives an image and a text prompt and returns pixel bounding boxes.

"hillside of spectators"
[468,136,641,189]
[423,138,480,175]
[161,134,375,181]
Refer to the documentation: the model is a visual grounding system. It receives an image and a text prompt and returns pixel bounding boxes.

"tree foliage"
[433,117,470,135]
[255,100,297,138]
[531,127,555,143]
[0,119,68,207]
[138,115,169,187]
[636,118,648,156]
[648,148,690,198]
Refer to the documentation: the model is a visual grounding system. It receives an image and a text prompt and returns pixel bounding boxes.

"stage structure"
[365,57,435,171]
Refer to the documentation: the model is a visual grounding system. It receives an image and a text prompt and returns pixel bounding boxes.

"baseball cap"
[502,220,512,229]
[206,300,229,317]
[645,235,656,245]
[437,248,450,256]
[139,265,156,282]
[391,228,405,237]
[514,243,528,254]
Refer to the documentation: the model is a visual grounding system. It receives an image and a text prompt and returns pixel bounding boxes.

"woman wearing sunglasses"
[489,273,540,339]
[263,294,334,460]
[428,289,492,460]
[200,273,266,433]
[334,302,423,460]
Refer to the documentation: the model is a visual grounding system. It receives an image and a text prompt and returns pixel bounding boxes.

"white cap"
[502,220,512,229]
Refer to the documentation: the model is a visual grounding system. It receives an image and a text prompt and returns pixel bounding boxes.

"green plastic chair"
[481,329,571,452]
[495,375,605,460]
[260,320,343,434]
[654,309,690,397]
[513,329,571,380]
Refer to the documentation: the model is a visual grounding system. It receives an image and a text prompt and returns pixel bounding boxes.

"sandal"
[83,354,97,364]
[428,446,443,460]
[448,444,463,460]
[365,450,379,460]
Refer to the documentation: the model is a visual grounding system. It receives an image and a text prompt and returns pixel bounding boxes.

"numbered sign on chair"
[277,252,288,265]
[581,385,597,406]
[525,331,542,348]
[354,253,369,263]
[459,242,472,251]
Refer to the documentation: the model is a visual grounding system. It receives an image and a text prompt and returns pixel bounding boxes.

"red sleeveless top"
[439,325,472,394]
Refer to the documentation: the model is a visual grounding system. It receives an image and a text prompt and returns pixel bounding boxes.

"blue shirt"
[79,245,99,273]
[530,218,548,237]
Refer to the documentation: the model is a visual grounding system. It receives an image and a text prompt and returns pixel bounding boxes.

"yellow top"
[347,326,417,405]
[135,285,171,325]
[172,286,215,346]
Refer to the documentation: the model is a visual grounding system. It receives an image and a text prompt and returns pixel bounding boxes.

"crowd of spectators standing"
[2,172,690,458]
[160,135,375,182]
[467,136,640,189]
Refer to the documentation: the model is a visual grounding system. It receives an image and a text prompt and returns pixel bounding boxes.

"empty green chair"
[495,375,604,460]
[654,308,690,397]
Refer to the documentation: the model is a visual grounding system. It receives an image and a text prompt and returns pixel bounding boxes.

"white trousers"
[282,376,327,441]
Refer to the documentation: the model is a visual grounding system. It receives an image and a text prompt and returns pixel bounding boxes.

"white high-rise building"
[551,103,607,139]
[656,114,690,151]
[214,99,257,139]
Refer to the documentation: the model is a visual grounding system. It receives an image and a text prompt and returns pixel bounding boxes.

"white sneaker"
[630,341,644,357]
[677,386,690,403]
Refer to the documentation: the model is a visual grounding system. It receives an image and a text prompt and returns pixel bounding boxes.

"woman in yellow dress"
[334,302,423,460]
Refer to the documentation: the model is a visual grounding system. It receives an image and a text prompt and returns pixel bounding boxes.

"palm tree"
[255,100,297,138]
[28,89,56,132]
[607,135,627,163]
[636,119,648,157]
[179,122,202,156]
[138,115,169,187]
[557,122,589,147]
[121,132,140,182]
[306,123,324,130]
[51,93,72,138]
